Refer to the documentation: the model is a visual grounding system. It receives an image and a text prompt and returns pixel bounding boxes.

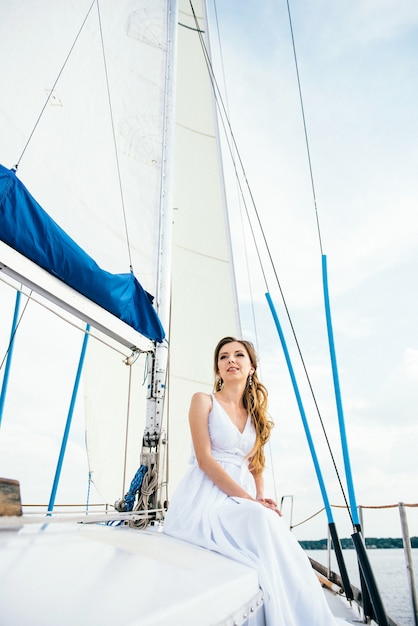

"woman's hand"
[256,497,282,516]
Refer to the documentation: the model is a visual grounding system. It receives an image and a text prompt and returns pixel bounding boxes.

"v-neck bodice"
[208,394,255,461]
[212,395,250,435]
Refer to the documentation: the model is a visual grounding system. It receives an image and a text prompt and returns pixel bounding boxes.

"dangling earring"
[248,373,253,388]
[217,377,223,391]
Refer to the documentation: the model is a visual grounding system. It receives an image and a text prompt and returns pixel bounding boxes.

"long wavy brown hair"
[213,336,273,475]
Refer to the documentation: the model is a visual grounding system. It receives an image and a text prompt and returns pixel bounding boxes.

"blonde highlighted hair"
[213,336,273,475]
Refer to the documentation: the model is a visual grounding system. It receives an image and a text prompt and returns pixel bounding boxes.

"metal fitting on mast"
[143,342,168,449]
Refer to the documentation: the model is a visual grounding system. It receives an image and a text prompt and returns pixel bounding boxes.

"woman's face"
[217,341,254,383]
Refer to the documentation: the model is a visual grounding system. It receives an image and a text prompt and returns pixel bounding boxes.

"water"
[305,548,418,626]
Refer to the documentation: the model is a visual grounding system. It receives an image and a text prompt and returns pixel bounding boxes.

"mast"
[139,0,179,519]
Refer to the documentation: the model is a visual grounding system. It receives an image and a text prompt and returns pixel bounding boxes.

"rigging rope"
[285,0,323,256]
[121,359,134,497]
[14,0,96,170]
[96,1,134,273]
[192,0,352,521]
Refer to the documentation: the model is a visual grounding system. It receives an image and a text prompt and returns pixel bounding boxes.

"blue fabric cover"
[0,164,165,343]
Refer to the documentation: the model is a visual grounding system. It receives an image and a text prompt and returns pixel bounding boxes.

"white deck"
[322,585,365,624]
[0,519,264,626]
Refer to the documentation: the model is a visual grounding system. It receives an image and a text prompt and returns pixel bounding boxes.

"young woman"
[164,336,339,625]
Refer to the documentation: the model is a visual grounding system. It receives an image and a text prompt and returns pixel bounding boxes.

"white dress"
[163,394,338,625]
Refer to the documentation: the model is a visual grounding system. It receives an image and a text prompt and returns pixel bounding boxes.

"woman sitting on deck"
[164,336,339,625]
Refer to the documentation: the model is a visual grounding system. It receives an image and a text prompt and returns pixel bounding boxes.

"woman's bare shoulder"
[189,392,213,415]
[190,391,212,407]
[189,392,212,428]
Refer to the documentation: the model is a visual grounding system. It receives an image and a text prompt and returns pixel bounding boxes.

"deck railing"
[281,497,418,626]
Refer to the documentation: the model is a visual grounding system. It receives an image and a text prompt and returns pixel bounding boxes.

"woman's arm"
[250,467,282,516]
[252,471,265,501]
[189,392,255,500]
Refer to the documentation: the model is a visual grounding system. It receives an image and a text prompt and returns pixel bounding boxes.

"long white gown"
[163,394,338,625]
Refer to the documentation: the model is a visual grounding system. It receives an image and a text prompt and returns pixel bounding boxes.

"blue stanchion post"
[265,290,354,600]
[322,255,388,624]
[321,255,360,527]
[0,291,22,428]
[47,325,90,515]
[265,291,334,523]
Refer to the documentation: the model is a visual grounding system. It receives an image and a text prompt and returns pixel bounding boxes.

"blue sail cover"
[0,164,165,343]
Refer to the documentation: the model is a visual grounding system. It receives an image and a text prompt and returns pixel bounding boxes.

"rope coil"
[130,467,159,529]
[114,464,148,513]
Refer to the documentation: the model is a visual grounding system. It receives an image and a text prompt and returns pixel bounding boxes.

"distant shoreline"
[300,537,418,549]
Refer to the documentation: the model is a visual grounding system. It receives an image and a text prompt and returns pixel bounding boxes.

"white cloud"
[403,348,418,381]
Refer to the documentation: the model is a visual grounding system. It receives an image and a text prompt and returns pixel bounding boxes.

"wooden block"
[0,477,23,516]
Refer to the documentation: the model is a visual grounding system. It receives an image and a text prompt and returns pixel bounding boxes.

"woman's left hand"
[257,497,282,516]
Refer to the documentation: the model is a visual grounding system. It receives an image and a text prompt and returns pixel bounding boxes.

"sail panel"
[84,336,149,502]
[0,0,168,295]
[0,164,164,343]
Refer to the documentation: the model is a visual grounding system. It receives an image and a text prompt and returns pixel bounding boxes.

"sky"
[1,0,418,543]
[207,0,418,541]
